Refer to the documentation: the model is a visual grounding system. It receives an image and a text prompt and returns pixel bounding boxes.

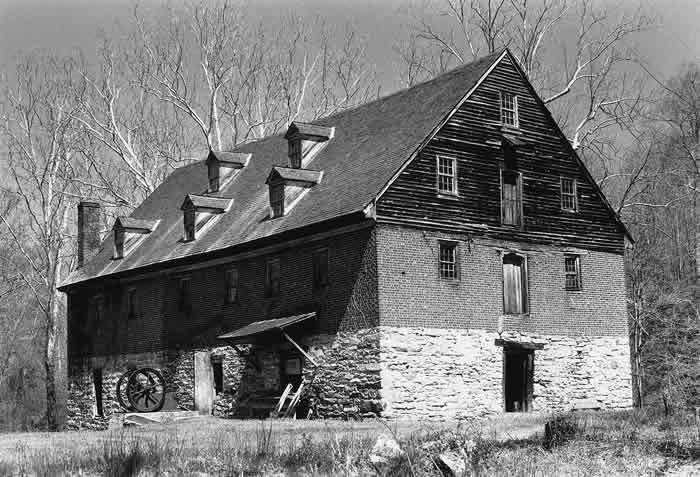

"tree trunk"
[44,289,66,431]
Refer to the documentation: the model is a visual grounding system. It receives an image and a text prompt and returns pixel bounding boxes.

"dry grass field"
[0,409,697,476]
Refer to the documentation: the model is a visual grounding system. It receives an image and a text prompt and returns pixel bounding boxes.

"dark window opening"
[280,352,303,391]
[127,288,137,320]
[561,178,577,211]
[265,259,281,297]
[179,277,192,312]
[225,268,239,303]
[501,170,522,226]
[564,254,582,290]
[93,368,104,417]
[114,229,125,259]
[94,295,104,323]
[439,241,458,280]
[289,139,302,168]
[503,253,528,314]
[183,208,195,241]
[312,249,329,289]
[212,358,224,395]
[270,183,285,218]
[504,349,533,412]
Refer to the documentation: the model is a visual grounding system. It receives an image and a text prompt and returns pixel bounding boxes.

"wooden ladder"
[273,381,305,418]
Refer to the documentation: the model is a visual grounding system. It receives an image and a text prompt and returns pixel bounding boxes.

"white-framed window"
[225,267,239,304]
[500,92,519,128]
[561,178,578,212]
[439,241,459,280]
[564,254,582,290]
[436,156,458,195]
[503,253,528,314]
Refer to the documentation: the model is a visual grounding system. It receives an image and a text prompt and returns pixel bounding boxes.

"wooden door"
[194,351,214,414]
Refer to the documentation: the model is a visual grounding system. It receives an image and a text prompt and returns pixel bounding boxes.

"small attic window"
[284,122,334,169]
[206,151,251,193]
[180,194,233,242]
[265,167,323,219]
[113,218,159,259]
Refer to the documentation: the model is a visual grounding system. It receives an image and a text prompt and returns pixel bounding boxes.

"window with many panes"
[127,288,137,320]
[439,241,458,280]
[503,253,528,314]
[437,156,457,195]
[270,183,285,218]
[225,268,239,303]
[564,254,582,290]
[561,178,577,211]
[265,258,281,297]
[500,92,519,127]
[312,249,329,290]
[179,277,192,312]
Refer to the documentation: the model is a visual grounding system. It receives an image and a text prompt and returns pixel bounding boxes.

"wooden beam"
[281,331,318,367]
[495,338,545,350]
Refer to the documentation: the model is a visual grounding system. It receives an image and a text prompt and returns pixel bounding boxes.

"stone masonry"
[379,327,633,419]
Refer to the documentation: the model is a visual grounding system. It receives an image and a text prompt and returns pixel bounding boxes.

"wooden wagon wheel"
[116,370,136,411]
[126,367,166,413]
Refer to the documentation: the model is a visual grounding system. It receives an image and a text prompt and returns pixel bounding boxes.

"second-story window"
[501,170,522,226]
[126,288,137,320]
[500,92,519,127]
[225,267,239,304]
[561,178,578,212]
[265,258,281,297]
[503,253,528,314]
[94,295,105,323]
[439,241,459,280]
[179,277,192,312]
[437,156,457,195]
[312,249,329,290]
[564,254,582,290]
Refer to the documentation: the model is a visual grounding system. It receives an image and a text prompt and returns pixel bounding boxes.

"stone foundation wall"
[379,326,633,419]
[67,328,383,428]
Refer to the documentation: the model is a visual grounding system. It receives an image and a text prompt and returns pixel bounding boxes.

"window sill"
[502,313,529,318]
[561,208,578,214]
[437,193,460,201]
[565,288,583,292]
[500,125,521,134]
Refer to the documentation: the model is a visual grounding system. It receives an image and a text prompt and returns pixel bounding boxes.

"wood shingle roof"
[61,51,504,288]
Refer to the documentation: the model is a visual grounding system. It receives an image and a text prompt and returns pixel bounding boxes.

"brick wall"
[376,223,628,337]
[68,225,379,360]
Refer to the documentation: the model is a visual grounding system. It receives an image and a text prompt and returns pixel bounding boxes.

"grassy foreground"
[0,409,698,476]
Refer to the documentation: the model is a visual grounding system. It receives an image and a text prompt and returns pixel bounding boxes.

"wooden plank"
[281,331,318,367]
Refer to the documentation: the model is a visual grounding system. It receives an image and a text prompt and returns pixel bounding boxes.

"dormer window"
[113,217,159,259]
[180,194,233,241]
[206,151,251,193]
[265,167,323,218]
[284,122,334,169]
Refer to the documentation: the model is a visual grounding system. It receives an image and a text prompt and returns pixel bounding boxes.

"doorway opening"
[92,368,104,417]
[504,348,534,412]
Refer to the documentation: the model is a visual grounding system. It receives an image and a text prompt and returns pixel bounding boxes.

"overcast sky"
[0,0,698,91]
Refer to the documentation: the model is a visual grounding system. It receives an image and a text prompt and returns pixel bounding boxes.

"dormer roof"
[180,194,233,212]
[114,217,159,232]
[284,122,334,141]
[265,167,324,185]
[206,150,251,168]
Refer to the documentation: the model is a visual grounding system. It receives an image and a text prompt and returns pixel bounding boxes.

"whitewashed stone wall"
[379,326,633,419]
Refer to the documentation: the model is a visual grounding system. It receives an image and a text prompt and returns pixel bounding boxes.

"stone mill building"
[59,49,634,429]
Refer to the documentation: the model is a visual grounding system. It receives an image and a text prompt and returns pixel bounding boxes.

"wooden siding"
[376,54,625,254]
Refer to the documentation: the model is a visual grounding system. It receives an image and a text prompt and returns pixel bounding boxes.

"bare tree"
[398,0,650,152]
[0,56,86,430]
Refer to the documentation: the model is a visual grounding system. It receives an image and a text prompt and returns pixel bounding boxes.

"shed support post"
[281,330,318,367]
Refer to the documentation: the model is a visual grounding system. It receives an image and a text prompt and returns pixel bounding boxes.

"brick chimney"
[77,201,101,268]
